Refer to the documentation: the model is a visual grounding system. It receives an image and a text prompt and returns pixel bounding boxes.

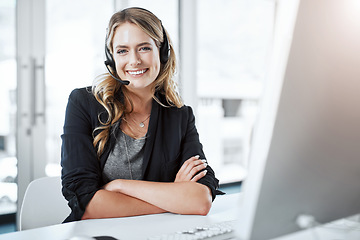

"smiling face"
[112,22,161,92]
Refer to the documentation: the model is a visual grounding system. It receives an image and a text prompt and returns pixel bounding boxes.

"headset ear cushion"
[105,42,116,69]
[160,26,170,64]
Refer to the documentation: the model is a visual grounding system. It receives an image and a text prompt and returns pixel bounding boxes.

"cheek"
[115,56,124,67]
[115,58,126,73]
[151,55,161,73]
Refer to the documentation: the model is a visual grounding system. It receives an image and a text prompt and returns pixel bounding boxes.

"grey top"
[102,130,145,182]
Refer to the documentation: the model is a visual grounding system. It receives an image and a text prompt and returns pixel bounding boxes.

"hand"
[174,155,208,182]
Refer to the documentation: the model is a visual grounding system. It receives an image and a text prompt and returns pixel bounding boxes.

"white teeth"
[128,69,146,75]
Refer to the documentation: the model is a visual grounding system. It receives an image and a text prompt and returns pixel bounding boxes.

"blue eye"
[117,49,127,54]
[140,47,151,51]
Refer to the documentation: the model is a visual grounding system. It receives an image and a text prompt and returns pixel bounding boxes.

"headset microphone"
[104,59,130,85]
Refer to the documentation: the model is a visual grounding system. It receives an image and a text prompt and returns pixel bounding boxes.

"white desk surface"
[1,193,360,240]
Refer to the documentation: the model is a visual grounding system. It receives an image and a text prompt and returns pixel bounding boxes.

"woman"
[61,7,222,222]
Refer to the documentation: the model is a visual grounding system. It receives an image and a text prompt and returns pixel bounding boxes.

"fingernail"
[201,159,207,163]
[194,155,200,159]
[203,170,207,174]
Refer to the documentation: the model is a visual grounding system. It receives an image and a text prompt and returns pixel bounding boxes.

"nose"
[129,50,141,67]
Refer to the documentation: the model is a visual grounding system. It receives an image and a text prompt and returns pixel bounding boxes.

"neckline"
[120,129,147,141]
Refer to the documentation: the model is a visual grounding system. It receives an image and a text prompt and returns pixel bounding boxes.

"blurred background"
[0,0,274,230]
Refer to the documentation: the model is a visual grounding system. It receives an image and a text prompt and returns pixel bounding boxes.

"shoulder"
[67,87,101,108]
[65,86,105,121]
[68,86,94,102]
[158,103,195,129]
[158,101,193,117]
[171,105,194,118]
[155,92,193,116]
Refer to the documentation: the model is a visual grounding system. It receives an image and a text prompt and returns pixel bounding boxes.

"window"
[196,0,275,183]
[0,0,17,215]
[45,0,115,175]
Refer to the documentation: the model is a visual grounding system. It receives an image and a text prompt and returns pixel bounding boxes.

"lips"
[127,69,148,76]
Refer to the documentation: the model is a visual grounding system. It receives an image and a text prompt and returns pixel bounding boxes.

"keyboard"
[147,220,236,240]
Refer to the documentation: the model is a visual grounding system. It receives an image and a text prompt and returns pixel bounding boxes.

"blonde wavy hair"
[92,7,183,157]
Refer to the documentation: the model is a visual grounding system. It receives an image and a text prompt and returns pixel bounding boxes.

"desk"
[1,193,360,240]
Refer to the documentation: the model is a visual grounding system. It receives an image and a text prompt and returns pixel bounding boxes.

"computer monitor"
[236,0,360,239]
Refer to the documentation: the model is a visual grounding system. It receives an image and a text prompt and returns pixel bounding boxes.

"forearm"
[106,180,212,215]
[82,189,166,220]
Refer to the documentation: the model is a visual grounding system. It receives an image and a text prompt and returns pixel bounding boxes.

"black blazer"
[61,87,222,222]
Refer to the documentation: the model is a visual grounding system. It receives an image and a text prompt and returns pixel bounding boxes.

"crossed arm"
[82,156,212,220]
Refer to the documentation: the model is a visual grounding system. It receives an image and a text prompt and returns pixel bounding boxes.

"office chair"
[19,176,70,230]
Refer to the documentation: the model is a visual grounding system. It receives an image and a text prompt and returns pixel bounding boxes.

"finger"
[182,160,205,176]
[176,160,206,182]
[181,158,206,175]
[177,155,200,176]
[176,156,207,182]
[178,155,197,169]
[191,170,207,182]
[175,168,192,182]
[178,161,206,182]
[188,162,207,177]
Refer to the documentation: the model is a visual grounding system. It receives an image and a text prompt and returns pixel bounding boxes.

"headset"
[104,11,170,85]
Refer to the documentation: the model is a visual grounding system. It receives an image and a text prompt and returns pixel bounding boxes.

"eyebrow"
[114,42,152,49]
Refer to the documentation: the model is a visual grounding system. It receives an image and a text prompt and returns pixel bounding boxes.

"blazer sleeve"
[180,106,224,200]
[60,88,102,222]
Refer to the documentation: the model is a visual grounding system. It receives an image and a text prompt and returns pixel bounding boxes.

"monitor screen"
[236,0,360,239]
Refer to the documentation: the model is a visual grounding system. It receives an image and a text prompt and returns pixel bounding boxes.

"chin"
[127,81,154,90]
